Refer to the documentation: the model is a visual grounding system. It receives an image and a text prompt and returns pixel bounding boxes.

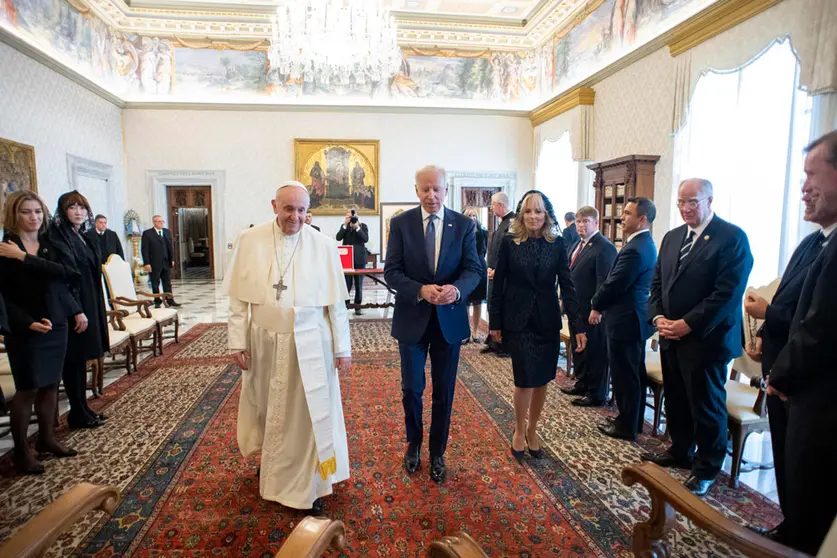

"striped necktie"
[679,230,696,262]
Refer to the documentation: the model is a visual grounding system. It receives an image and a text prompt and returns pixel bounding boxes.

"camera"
[350,208,358,224]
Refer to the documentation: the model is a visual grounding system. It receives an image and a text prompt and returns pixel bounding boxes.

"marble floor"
[2,277,780,505]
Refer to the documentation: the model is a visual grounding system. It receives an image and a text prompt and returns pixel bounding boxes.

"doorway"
[461,186,502,244]
[166,186,214,280]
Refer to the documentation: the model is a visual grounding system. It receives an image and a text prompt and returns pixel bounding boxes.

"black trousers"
[609,336,646,436]
[398,311,460,457]
[572,323,608,402]
[766,392,789,519]
[62,357,94,422]
[660,345,728,479]
[345,275,363,305]
[150,265,173,301]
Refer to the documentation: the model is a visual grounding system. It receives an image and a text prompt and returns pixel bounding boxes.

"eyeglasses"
[676,198,708,209]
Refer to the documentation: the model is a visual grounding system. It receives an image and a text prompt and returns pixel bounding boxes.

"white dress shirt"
[626,229,650,243]
[421,205,445,273]
[822,222,837,243]
[686,211,714,246]
[571,230,599,262]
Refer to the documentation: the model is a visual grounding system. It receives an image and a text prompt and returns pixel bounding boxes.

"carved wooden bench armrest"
[110,297,153,318]
[621,463,809,558]
[274,517,346,558]
[429,531,489,557]
[106,310,128,330]
[0,483,120,558]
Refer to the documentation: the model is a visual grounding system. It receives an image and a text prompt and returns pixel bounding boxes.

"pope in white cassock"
[225,181,352,513]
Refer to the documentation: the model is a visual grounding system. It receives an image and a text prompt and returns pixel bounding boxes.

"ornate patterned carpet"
[0,321,781,557]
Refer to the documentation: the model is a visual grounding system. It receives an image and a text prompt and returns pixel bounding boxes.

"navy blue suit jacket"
[592,231,657,342]
[568,234,617,334]
[649,215,753,362]
[759,231,823,376]
[385,207,482,345]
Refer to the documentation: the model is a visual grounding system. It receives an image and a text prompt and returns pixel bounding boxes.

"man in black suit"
[304,211,320,232]
[591,198,658,440]
[483,191,515,355]
[86,215,124,262]
[642,178,753,496]
[562,212,580,254]
[767,131,837,554]
[561,206,616,407]
[336,207,369,315]
[141,215,181,307]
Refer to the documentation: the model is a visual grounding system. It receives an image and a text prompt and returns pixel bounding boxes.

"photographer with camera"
[337,207,369,315]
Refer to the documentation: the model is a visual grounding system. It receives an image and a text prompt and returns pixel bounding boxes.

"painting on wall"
[173,48,267,95]
[294,139,380,216]
[0,138,38,230]
[379,202,419,262]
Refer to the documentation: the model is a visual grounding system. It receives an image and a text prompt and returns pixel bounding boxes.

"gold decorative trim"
[530,87,594,126]
[171,37,268,51]
[667,0,784,57]
[403,46,491,59]
[66,0,91,15]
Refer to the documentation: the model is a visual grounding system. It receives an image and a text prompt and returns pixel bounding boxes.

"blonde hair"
[3,190,50,235]
[509,192,558,244]
[462,206,482,227]
[576,205,599,221]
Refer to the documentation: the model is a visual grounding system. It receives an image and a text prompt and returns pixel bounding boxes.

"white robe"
[226,222,351,509]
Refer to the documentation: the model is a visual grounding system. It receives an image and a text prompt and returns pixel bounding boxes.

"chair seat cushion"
[0,353,11,376]
[150,308,179,323]
[1,372,16,399]
[645,350,663,384]
[108,328,131,348]
[560,323,570,339]
[121,317,157,336]
[725,380,764,425]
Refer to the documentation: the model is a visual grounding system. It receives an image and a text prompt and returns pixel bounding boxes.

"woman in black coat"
[463,206,488,343]
[0,190,78,474]
[48,190,110,430]
[488,190,588,460]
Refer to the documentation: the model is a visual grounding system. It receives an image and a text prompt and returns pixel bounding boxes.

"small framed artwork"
[0,138,38,230]
[379,202,418,262]
[294,138,380,216]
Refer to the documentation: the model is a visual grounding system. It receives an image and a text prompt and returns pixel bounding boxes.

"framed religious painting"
[0,138,38,230]
[294,139,380,216]
[379,202,418,263]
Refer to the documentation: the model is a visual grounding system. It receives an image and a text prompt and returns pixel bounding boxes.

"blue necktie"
[425,214,437,274]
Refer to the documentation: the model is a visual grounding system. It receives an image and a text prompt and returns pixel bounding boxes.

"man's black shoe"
[571,396,605,407]
[404,441,421,473]
[639,451,693,470]
[560,384,586,396]
[598,423,636,441]
[430,455,446,484]
[684,475,716,497]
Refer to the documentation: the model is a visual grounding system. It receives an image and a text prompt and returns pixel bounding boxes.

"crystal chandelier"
[268,0,402,86]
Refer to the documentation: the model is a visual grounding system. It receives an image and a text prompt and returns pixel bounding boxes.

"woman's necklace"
[271,221,301,301]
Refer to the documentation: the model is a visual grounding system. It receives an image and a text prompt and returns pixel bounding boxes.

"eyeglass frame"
[676,197,710,209]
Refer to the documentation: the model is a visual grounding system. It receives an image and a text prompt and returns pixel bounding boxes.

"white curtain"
[673,40,812,287]
[535,132,580,221]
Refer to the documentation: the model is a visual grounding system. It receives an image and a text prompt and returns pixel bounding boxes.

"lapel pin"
[448,224,453,227]
[704,235,710,241]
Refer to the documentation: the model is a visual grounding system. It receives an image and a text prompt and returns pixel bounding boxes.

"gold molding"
[402,47,491,59]
[667,0,784,56]
[171,37,269,51]
[530,87,594,127]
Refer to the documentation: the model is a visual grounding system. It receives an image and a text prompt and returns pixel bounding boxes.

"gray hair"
[491,191,509,206]
[806,130,837,169]
[415,165,446,184]
[679,178,714,198]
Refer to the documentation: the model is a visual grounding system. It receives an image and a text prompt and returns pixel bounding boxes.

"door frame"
[148,170,226,280]
[166,186,214,280]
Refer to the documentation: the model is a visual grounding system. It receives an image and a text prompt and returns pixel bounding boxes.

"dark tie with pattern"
[679,230,696,261]
[425,214,437,274]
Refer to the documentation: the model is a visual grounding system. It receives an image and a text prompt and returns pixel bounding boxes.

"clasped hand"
[420,284,457,305]
[656,318,691,340]
[0,240,26,261]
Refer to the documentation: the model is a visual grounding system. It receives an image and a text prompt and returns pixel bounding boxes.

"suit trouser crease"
[150,266,172,299]
[609,337,646,435]
[345,275,363,305]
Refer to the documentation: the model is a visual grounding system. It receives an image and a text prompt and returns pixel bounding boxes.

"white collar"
[580,230,599,245]
[822,222,837,239]
[688,211,715,239]
[421,206,445,222]
[627,229,650,243]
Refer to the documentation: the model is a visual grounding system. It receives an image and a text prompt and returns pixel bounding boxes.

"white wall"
[0,41,128,244]
[123,109,533,277]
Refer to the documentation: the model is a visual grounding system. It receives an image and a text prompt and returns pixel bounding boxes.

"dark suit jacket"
[336,222,369,267]
[562,223,580,255]
[769,234,837,397]
[310,225,321,232]
[489,234,582,336]
[86,228,124,262]
[0,292,8,334]
[384,207,482,345]
[569,233,617,334]
[141,228,174,270]
[487,211,515,270]
[592,230,657,342]
[649,215,753,362]
[758,231,823,375]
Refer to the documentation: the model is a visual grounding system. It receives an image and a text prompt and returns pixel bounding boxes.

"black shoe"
[430,456,446,484]
[497,351,510,358]
[480,346,495,354]
[68,417,104,430]
[169,301,182,308]
[571,396,606,407]
[640,451,693,470]
[35,441,78,458]
[404,441,421,474]
[154,302,162,309]
[560,384,586,396]
[598,423,636,441]
[354,308,362,316]
[94,412,108,421]
[746,525,784,542]
[525,434,544,459]
[684,475,716,497]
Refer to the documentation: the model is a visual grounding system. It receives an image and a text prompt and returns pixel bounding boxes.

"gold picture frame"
[0,138,38,230]
[379,202,419,262]
[294,139,380,216]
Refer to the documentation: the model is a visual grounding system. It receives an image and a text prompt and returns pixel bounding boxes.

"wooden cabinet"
[587,155,659,248]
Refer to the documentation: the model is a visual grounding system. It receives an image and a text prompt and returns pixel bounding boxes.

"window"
[674,39,812,287]
[535,132,580,223]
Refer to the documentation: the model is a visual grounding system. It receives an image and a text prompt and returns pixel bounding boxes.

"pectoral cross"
[273,279,288,301]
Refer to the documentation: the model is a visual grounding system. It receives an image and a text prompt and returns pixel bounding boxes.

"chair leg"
[97,357,105,395]
[131,338,139,371]
[125,345,133,375]
[566,341,573,376]
[652,386,664,437]
[175,319,180,343]
[729,425,745,489]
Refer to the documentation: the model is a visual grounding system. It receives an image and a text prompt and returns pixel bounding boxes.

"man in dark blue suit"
[591,197,658,440]
[642,178,753,497]
[561,206,616,406]
[384,165,482,484]
[764,131,837,554]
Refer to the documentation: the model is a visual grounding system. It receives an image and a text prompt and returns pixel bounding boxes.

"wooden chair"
[103,255,179,354]
[725,355,770,488]
[0,483,121,558]
[274,517,346,557]
[100,275,157,371]
[89,310,133,396]
[559,322,573,376]
[429,531,489,557]
[0,341,14,438]
[644,336,665,436]
[622,462,812,557]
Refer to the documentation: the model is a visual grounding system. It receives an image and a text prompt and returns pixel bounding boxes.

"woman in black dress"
[0,191,79,474]
[463,207,488,343]
[49,191,110,430]
[488,190,587,460]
